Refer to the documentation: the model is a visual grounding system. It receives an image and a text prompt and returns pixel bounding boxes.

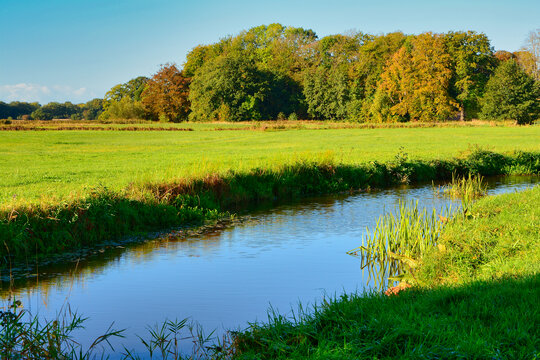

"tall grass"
[0,300,123,359]
[0,298,234,360]
[347,201,448,289]
[434,172,487,214]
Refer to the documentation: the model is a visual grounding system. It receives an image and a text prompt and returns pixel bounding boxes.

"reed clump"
[434,172,487,215]
[437,172,487,199]
[347,201,447,289]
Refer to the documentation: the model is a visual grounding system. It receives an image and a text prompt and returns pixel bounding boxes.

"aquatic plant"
[0,299,123,359]
[434,172,487,215]
[347,200,448,289]
[122,319,231,360]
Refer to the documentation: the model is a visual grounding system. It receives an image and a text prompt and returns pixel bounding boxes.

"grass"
[418,184,540,285]
[231,185,540,359]
[0,299,123,359]
[2,125,540,205]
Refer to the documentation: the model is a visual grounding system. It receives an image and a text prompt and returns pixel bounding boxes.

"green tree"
[189,53,286,121]
[31,102,79,120]
[99,97,146,120]
[1,101,40,119]
[301,33,371,120]
[100,76,148,120]
[82,98,104,120]
[103,76,148,105]
[444,31,495,120]
[480,59,540,124]
[303,64,351,120]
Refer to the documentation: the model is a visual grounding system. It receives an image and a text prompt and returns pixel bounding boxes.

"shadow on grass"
[233,273,540,359]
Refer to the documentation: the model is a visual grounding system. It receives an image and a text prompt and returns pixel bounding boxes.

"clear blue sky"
[1,0,538,104]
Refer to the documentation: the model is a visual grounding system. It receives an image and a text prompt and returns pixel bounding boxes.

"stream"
[1,175,538,357]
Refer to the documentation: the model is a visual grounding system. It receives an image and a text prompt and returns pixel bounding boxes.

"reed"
[0,299,123,359]
[347,200,448,289]
[434,172,487,215]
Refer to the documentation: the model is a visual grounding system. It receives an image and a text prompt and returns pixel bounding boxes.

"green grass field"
[3,125,540,205]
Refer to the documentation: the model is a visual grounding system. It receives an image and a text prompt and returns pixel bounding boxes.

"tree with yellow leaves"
[373,33,456,122]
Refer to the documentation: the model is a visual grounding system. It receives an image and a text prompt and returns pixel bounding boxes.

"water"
[1,176,537,356]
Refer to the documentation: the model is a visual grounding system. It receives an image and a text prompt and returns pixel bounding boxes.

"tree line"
[2,25,539,124]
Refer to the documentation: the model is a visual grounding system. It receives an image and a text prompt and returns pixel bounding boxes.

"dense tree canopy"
[31,102,80,120]
[0,101,40,119]
[2,25,539,124]
[480,59,540,124]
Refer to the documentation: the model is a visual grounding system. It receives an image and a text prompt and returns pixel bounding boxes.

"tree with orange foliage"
[373,33,456,122]
[141,64,191,122]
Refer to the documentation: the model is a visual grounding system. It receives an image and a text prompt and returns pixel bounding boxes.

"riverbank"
[232,185,540,359]
[2,149,540,267]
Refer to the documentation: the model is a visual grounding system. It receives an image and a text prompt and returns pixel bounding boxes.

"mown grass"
[232,186,540,359]
[2,126,539,205]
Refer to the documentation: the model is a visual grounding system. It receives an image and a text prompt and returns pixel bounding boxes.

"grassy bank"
[232,185,540,359]
[2,148,540,266]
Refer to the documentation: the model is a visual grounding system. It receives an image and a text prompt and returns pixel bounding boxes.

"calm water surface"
[1,176,537,356]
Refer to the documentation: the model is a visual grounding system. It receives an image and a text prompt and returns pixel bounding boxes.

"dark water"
[1,176,537,356]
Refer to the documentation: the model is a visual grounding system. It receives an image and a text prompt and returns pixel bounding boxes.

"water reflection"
[0,175,537,355]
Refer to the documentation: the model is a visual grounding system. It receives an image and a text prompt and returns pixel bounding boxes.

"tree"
[303,64,351,120]
[189,53,269,121]
[99,97,146,120]
[103,76,148,106]
[374,33,456,122]
[82,98,104,120]
[31,102,79,120]
[480,59,540,124]
[517,29,540,81]
[141,64,191,122]
[0,101,40,119]
[444,31,495,120]
[100,76,149,120]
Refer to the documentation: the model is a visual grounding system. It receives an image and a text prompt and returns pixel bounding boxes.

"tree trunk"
[459,106,465,121]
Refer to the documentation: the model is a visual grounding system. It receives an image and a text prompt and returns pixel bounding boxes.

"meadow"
[3,123,540,206]
[2,123,540,358]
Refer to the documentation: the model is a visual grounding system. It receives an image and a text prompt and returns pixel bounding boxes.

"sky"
[1,0,539,104]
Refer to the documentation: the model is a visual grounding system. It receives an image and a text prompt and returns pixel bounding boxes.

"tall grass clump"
[0,300,123,359]
[434,172,487,215]
[439,173,487,199]
[122,319,232,360]
[347,201,448,289]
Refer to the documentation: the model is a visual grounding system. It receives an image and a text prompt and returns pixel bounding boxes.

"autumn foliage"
[141,64,191,122]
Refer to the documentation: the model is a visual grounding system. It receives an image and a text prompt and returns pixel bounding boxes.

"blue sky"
[1,0,538,104]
